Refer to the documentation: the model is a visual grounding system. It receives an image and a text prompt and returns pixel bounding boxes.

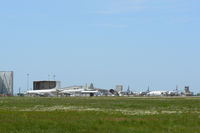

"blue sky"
[0,0,200,93]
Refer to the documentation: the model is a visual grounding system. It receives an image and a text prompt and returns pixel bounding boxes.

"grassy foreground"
[0,97,200,133]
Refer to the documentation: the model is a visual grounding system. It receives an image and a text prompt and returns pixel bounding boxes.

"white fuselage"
[148,91,167,96]
[27,89,58,96]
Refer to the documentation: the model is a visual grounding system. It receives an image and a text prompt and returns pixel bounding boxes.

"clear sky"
[0,0,200,94]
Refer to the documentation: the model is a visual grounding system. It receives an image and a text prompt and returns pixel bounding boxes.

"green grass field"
[0,97,200,133]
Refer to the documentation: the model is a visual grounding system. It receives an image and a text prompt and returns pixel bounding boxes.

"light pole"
[48,74,50,81]
[48,74,50,88]
[19,87,21,94]
[27,73,29,91]
[53,75,56,81]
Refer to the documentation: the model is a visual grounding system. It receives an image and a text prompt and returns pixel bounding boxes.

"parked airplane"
[147,91,168,96]
[26,89,62,97]
[26,82,100,97]
[60,89,99,96]
[81,90,99,96]
[166,91,179,96]
[59,88,83,96]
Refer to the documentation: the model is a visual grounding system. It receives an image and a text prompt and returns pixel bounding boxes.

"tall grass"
[0,97,199,133]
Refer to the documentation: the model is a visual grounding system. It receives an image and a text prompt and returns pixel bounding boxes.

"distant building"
[33,81,60,90]
[115,85,123,92]
[0,71,13,96]
[184,86,193,96]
